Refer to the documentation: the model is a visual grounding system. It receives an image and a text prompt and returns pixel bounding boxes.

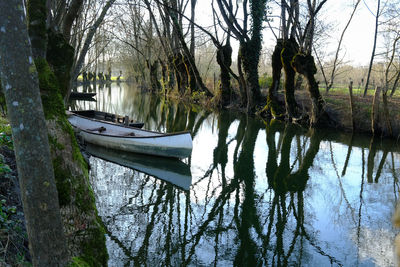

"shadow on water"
[80,83,400,266]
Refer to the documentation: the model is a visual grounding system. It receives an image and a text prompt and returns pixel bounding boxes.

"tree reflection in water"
[83,84,400,266]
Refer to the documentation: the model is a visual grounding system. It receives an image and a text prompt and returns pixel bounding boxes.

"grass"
[77,75,125,81]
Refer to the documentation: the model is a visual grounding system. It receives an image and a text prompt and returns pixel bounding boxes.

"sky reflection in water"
[73,83,400,266]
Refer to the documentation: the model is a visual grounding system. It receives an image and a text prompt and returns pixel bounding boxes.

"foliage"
[259,73,273,89]
[0,119,12,149]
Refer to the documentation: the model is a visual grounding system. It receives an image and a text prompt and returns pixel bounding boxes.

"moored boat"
[67,112,193,159]
[70,110,144,128]
[69,92,97,101]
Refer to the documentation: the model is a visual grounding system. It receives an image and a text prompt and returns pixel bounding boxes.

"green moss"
[34,58,65,119]
[47,30,74,98]
[53,156,72,206]
[79,226,108,266]
[69,257,91,267]
[47,117,107,265]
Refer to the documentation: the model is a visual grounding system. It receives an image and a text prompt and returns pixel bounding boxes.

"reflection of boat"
[69,92,97,101]
[67,112,193,159]
[86,144,192,190]
[70,110,144,128]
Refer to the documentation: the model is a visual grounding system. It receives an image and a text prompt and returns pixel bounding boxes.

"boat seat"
[87,126,106,133]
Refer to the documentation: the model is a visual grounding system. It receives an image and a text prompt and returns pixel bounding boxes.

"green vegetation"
[35,58,66,119]
[259,73,273,89]
[0,118,12,149]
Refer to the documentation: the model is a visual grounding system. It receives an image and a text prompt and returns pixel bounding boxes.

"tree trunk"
[216,42,233,106]
[62,0,84,41]
[190,0,197,57]
[149,60,162,92]
[264,40,284,118]
[238,41,262,112]
[27,0,48,58]
[292,53,325,127]
[363,0,380,97]
[0,2,69,265]
[281,38,299,119]
[70,0,116,101]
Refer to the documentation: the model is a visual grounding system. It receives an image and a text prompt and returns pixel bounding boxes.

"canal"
[72,82,400,266]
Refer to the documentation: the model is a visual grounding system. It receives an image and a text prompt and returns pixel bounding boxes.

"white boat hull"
[68,113,193,158]
[86,144,192,190]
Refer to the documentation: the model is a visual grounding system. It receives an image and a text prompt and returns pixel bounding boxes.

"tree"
[291,0,329,127]
[216,0,267,112]
[264,0,300,120]
[322,0,361,93]
[0,1,69,265]
[70,0,117,101]
[363,0,381,97]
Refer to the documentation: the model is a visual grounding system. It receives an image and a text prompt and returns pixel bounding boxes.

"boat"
[70,110,144,128]
[67,112,193,159]
[86,144,192,190]
[69,92,97,101]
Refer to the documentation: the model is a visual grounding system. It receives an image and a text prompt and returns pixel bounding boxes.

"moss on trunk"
[149,60,161,92]
[216,43,233,107]
[263,40,284,118]
[291,53,325,127]
[46,30,75,98]
[281,39,299,120]
[35,58,108,266]
[238,41,263,112]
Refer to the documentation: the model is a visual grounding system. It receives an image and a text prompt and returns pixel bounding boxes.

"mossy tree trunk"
[149,60,161,92]
[281,38,299,120]
[0,1,69,265]
[215,0,266,112]
[172,52,189,94]
[22,0,109,265]
[264,40,284,118]
[216,42,233,107]
[291,54,325,127]
[238,41,263,112]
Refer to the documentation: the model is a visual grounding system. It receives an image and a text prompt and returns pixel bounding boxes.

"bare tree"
[363,0,381,97]
[69,0,117,101]
[324,0,361,93]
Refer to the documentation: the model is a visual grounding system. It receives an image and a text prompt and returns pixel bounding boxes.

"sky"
[196,0,380,66]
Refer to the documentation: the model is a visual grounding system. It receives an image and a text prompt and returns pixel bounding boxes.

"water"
[72,83,400,266]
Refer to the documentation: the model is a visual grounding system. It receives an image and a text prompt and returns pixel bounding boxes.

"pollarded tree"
[216,0,267,112]
[264,0,300,120]
[290,0,330,127]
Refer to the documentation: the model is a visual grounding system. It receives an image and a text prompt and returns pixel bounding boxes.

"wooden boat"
[67,112,193,159]
[86,144,192,190]
[69,92,97,101]
[70,110,144,128]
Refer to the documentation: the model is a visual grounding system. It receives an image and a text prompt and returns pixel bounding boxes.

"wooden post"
[348,80,355,131]
[371,86,381,135]
[382,89,393,136]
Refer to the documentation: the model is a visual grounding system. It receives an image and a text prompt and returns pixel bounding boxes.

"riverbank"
[293,89,400,138]
[0,115,108,266]
[165,86,400,139]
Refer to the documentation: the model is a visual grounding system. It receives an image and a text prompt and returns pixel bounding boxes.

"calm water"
[72,83,400,266]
